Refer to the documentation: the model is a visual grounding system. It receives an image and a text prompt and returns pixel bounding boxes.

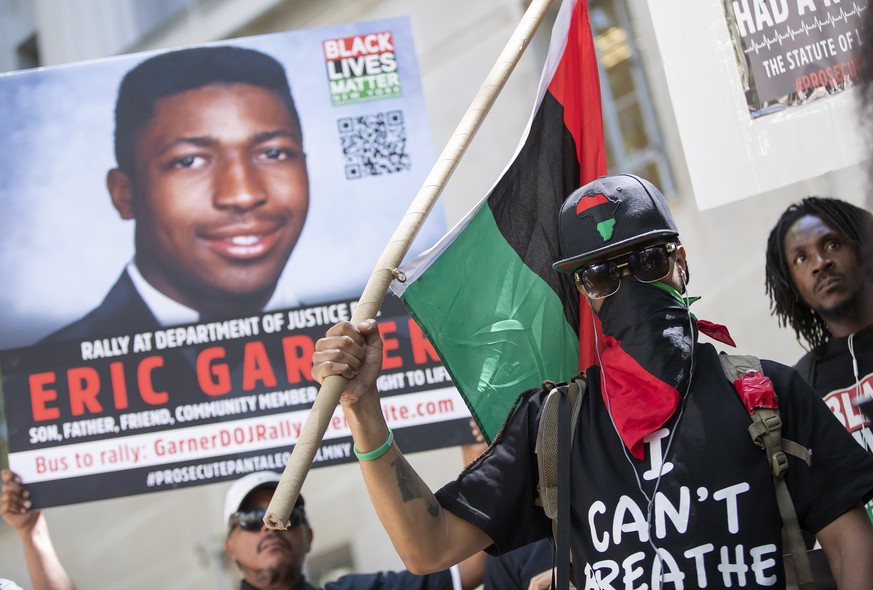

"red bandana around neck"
[596,278,694,459]
[599,334,680,459]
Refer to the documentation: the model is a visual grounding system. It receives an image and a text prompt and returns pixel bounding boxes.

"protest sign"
[0,18,472,508]
[723,0,865,116]
[1,296,469,507]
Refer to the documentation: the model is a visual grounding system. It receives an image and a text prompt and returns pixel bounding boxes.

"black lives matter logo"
[323,31,401,106]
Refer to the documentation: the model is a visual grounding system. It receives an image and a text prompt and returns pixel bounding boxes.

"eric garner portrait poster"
[0,18,473,508]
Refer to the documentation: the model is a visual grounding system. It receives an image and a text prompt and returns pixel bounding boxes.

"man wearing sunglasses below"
[313,174,873,589]
[224,471,484,590]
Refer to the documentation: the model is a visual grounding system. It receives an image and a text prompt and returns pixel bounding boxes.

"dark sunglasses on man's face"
[230,507,305,532]
[573,242,678,300]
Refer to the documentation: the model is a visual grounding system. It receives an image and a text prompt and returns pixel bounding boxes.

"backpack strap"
[536,375,586,516]
[535,374,586,589]
[718,353,815,590]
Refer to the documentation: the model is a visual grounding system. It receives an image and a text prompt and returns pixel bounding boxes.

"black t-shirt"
[795,323,873,452]
[795,324,873,526]
[436,343,873,589]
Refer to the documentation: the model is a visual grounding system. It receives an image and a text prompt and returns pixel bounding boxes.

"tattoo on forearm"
[392,457,440,517]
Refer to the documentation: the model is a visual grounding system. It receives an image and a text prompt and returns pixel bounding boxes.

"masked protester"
[314,174,873,589]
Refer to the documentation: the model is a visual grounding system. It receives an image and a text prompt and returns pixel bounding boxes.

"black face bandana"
[595,276,696,459]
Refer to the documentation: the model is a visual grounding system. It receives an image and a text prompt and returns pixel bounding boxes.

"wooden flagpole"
[264,0,557,529]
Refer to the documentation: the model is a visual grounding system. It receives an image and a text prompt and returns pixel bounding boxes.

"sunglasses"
[573,242,678,299]
[229,507,305,532]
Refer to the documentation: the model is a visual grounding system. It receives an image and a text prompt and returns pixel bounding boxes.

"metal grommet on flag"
[392,268,407,282]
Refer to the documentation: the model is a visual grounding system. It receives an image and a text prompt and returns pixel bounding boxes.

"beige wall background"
[1,0,869,587]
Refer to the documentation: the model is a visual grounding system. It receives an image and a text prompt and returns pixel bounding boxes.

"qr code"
[338,110,410,180]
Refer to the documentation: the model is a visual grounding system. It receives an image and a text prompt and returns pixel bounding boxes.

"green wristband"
[354,428,394,461]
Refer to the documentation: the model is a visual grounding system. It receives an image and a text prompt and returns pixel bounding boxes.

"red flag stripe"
[547,0,606,184]
[547,0,607,372]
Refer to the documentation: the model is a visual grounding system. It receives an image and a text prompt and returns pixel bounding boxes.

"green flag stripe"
[401,205,579,439]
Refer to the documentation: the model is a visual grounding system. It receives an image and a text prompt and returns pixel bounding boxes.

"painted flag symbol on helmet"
[576,192,619,241]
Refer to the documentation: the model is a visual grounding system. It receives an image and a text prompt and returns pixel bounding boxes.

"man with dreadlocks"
[765,196,873,518]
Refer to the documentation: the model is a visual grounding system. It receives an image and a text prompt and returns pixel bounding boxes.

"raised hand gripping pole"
[264,0,556,529]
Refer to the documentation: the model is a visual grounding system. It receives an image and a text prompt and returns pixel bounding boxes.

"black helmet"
[553,174,679,273]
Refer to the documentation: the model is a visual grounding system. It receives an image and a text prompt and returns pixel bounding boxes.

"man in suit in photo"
[47,45,310,342]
